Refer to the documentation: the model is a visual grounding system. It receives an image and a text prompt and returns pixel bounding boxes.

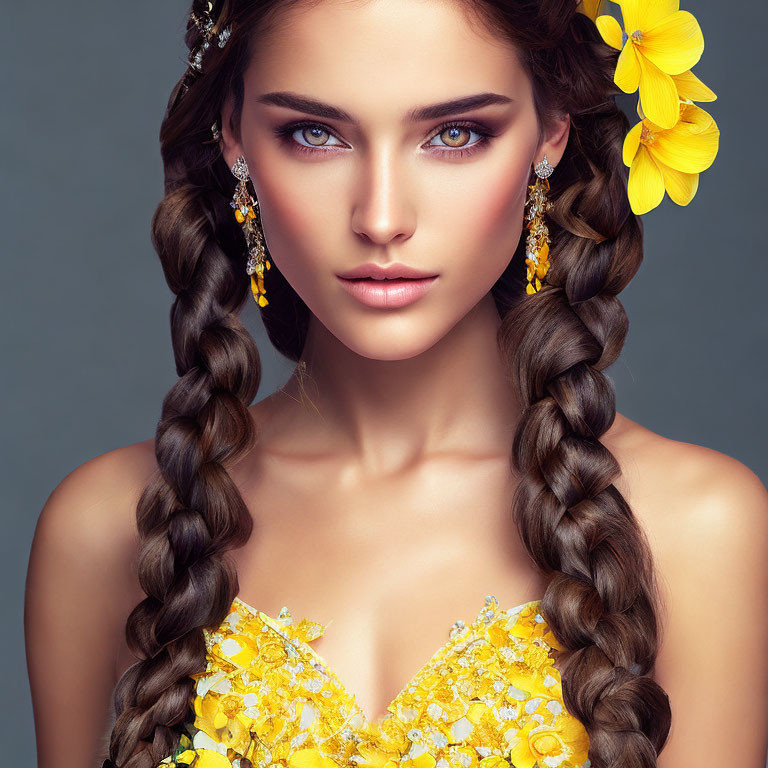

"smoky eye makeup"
[271,118,501,160]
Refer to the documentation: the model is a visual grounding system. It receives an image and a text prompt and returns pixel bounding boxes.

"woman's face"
[221,0,569,361]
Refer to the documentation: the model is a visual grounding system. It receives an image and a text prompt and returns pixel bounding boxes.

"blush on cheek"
[467,168,530,247]
[255,184,334,277]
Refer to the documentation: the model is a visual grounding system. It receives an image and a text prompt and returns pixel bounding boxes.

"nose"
[350,146,417,246]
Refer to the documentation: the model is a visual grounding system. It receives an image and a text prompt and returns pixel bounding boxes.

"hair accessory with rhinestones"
[188,1,232,72]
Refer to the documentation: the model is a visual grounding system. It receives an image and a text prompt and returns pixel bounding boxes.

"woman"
[25,0,768,766]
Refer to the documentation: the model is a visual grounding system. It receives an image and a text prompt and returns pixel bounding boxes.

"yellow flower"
[528,716,590,767]
[624,101,720,214]
[595,0,705,128]
[504,712,590,768]
[191,692,256,762]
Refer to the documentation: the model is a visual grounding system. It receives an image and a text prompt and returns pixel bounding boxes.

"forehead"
[245,0,529,118]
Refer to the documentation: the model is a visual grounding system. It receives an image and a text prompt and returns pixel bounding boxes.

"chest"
[226,452,550,725]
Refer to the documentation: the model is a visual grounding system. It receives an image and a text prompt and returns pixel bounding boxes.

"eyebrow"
[254,91,514,123]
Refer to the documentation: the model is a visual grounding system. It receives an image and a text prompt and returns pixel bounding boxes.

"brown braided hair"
[105,1,672,766]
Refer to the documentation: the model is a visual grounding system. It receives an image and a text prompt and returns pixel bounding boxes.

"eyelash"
[273,119,497,159]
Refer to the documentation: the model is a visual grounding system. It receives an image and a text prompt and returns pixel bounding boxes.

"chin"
[332,325,444,362]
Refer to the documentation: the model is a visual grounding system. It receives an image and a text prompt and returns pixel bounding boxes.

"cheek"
[431,161,531,282]
[466,170,528,242]
[247,165,333,294]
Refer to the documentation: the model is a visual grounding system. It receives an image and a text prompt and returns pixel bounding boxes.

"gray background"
[2,0,765,764]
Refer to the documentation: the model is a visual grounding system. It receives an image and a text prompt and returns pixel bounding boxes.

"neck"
[273,293,522,474]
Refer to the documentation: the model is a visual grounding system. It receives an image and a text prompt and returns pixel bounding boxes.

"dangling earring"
[230,155,271,307]
[524,154,555,295]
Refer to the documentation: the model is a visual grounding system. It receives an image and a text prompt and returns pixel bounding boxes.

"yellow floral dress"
[155,594,590,768]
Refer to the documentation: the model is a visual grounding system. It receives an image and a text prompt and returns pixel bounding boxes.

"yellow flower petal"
[673,69,717,102]
[552,715,591,764]
[596,14,624,50]
[356,742,402,768]
[288,748,341,768]
[646,0,681,28]
[622,121,643,169]
[658,161,700,206]
[651,104,720,173]
[478,758,510,768]
[614,40,641,93]
[640,10,704,74]
[195,750,233,768]
[616,0,642,35]
[628,145,665,215]
[506,719,538,768]
[637,53,680,128]
[530,730,566,759]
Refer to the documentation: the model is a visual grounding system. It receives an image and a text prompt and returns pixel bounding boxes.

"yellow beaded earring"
[230,155,271,307]
[524,155,555,294]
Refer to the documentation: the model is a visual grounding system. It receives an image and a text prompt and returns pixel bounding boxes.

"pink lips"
[337,276,438,308]
[336,262,439,309]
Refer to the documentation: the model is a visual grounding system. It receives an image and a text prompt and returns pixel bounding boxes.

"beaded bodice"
[156,594,590,768]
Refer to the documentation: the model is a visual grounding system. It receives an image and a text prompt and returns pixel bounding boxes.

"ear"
[219,92,246,172]
[535,112,571,169]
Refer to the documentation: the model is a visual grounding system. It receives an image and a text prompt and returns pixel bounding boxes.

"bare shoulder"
[27,438,159,630]
[30,438,157,575]
[609,417,768,764]
[26,438,159,767]
[607,412,768,557]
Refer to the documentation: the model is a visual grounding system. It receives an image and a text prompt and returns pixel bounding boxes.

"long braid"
[107,177,260,766]
[103,4,277,763]
[493,8,672,765]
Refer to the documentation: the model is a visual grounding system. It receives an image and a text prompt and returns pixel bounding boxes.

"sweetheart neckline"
[227,593,544,727]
